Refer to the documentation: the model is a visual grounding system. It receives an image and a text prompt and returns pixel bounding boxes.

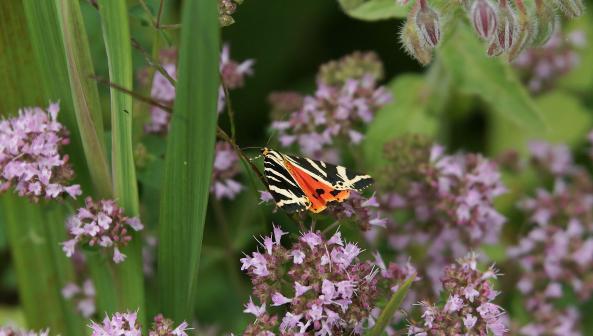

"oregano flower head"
[0,102,81,201]
[240,226,415,335]
[62,197,144,264]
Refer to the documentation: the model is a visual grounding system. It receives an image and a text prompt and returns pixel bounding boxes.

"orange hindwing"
[284,161,350,213]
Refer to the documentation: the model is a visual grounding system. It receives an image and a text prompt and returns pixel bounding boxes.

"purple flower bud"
[415,0,441,48]
[495,0,518,51]
[555,0,585,18]
[470,0,498,40]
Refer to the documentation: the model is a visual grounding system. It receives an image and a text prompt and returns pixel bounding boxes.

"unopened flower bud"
[400,3,433,65]
[555,0,585,18]
[415,0,441,48]
[508,0,533,61]
[487,39,504,57]
[531,0,557,46]
[495,0,518,51]
[219,14,235,27]
[470,0,498,40]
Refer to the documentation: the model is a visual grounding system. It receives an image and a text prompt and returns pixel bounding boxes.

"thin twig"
[221,81,237,142]
[131,38,177,86]
[322,221,341,235]
[137,0,157,26]
[92,76,172,112]
[216,127,267,188]
[155,0,165,28]
[159,24,181,30]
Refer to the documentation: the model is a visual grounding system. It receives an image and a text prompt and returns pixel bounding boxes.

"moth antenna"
[240,146,261,151]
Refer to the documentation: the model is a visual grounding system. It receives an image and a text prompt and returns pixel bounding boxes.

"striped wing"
[285,155,374,191]
[263,152,311,213]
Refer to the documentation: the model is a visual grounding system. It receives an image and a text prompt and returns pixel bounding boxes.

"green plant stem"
[98,0,145,322]
[366,274,416,336]
[211,199,246,297]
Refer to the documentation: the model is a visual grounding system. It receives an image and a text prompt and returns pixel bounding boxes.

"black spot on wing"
[330,189,341,196]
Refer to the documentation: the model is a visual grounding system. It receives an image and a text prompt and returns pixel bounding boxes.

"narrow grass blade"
[366,274,416,336]
[55,0,112,199]
[1,196,72,333]
[157,0,220,321]
[97,0,146,321]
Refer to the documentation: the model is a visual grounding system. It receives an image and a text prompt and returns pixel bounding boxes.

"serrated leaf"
[339,0,408,20]
[364,74,439,167]
[439,24,545,130]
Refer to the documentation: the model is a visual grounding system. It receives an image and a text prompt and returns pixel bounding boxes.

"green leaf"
[1,197,78,334]
[489,91,592,155]
[366,274,416,336]
[364,74,439,167]
[339,0,408,20]
[439,23,545,130]
[55,0,112,199]
[157,0,220,321]
[97,0,146,320]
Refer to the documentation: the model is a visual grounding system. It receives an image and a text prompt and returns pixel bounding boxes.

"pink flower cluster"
[148,314,190,336]
[0,102,81,201]
[408,253,507,336]
[508,140,593,334]
[240,226,414,335]
[328,192,388,231]
[211,141,243,200]
[0,327,49,336]
[373,139,507,292]
[62,197,143,264]
[145,44,253,134]
[89,311,189,336]
[62,278,96,318]
[270,52,391,162]
[514,29,586,93]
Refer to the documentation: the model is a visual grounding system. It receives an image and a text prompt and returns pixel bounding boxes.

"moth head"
[261,147,270,156]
